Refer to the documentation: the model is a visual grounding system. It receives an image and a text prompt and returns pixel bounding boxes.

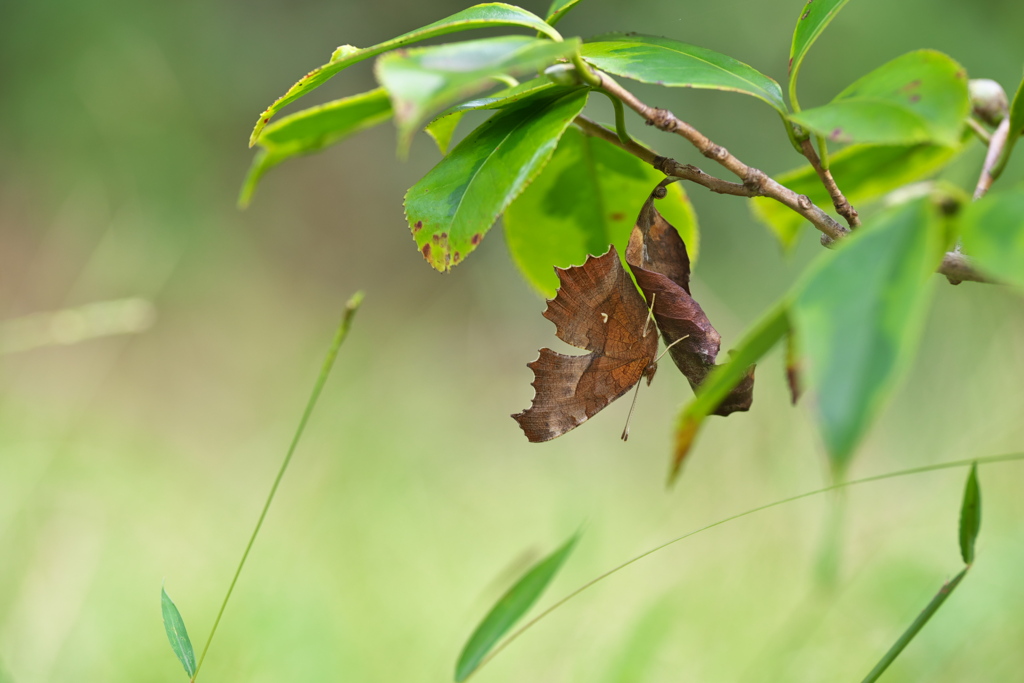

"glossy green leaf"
[406,90,589,272]
[240,88,392,207]
[504,127,699,297]
[581,34,786,113]
[789,0,851,105]
[545,0,584,26]
[249,3,561,144]
[377,36,580,155]
[861,567,969,683]
[424,76,580,154]
[161,586,196,678]
[958,186,1024,291]
[671,301,789,484]
[752,141,962,247]
[959,462,981,565]
[792,198,944,471]
[455,534,578,682]
[993,72,1024,177]
[789,50,970,147]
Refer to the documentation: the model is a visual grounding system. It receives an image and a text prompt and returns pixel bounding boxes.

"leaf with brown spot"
[625,185,754,416]
[513,248,659,442]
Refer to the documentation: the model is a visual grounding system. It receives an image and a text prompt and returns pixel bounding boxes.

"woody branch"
[572,65,988,284]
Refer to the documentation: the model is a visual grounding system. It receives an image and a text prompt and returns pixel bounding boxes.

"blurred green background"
[2,0,1023,681]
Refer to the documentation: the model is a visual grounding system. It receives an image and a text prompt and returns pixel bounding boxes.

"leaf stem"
[474,452,1024,676]
[570,51,602,88]
[966,117,992,145]
[189,291,365,682]
[596,89,634,147]
[860,567,969,683]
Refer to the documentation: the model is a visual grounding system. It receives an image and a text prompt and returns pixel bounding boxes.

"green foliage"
[238,3,1024,676]
[959,462,981,564]
[240,89,392,207]
[791,198,944,471]
[958,186,1024,290]
[994,73,1024,177]
[424,77,581,154]
[788,0,851,108]
[161,587,196,678]
[789,50,970,147]
[545,0,585,26]
[504,127,698,297]
[752,142,962,246]
[671,301,790,483]
[376,36,580,155]
[581,34,786,112]
[249,3,561,143]
[405,90,588,272]
[455,534,578,682]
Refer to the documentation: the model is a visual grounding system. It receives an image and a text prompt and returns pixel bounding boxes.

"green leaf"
[860,567,969,683]
[240,88,393,207]
[249,3,561,144]
[425,111,465,155]
[958,187,1024,291]
[377,36,580,155]
[581,34,786,113]
[791,198,944,472]
[451,75,572,113]
[993,72,1024,177]
[405,89,589,272]
[504,127,699,297]
[751,141,962,247]
[455,534,579,682]
[424,76,581,154]
[161,586,196,678]
[671,301,789,484]
[788,0,851,106]
[959,462,981,565]
[789,50,970,147]
[545,0,584,26]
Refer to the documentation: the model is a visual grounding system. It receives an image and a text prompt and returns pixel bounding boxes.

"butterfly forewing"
[513,248,658,442]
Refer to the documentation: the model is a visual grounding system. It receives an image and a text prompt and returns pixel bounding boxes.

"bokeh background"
[2,0,1023,681]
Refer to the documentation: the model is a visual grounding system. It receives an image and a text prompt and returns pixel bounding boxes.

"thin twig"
[799,138,861,228]
[974,117,1010,199]
[592,71,850,242]
[572,66,989,284]
[574,116,751,197]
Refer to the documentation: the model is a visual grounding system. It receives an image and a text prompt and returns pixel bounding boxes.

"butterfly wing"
[513,248,658,442]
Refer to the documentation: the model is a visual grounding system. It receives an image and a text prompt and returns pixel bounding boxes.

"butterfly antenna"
[654,334,690,364]
[621,378,646,441]
[642,292,657,338]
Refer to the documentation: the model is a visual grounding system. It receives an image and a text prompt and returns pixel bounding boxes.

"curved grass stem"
[189,291,365,682]
[474,451,1024,676]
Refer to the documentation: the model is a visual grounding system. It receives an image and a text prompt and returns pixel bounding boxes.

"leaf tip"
[669,416,700,486]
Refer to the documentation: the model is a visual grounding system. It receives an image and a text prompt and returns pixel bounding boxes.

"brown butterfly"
[512,248,658,442]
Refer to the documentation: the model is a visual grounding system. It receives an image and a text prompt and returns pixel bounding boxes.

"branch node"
[648,108,678,132]
[703,144,729,162]
[797,194,814,211]
[743,168,767,192]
